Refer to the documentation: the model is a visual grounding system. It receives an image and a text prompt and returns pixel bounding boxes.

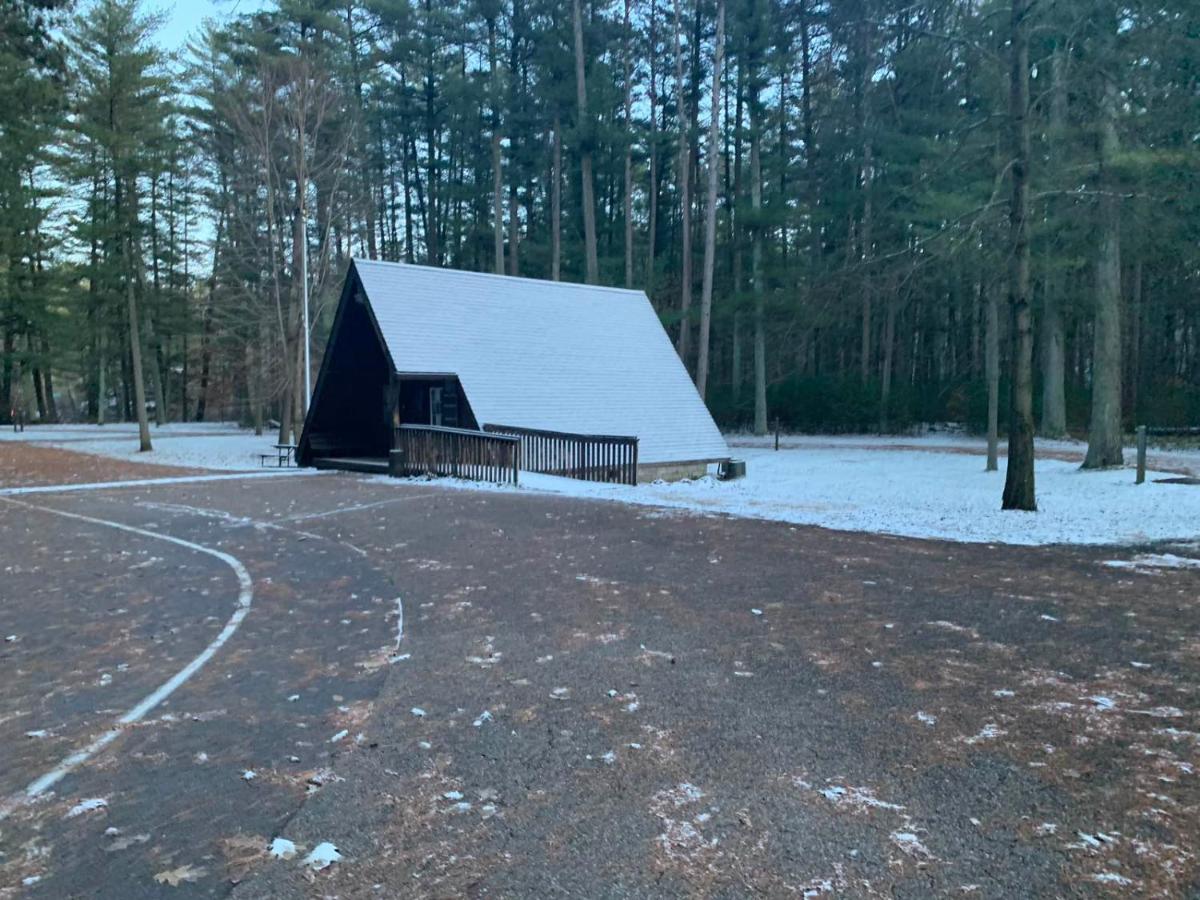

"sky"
[144,0,268,54]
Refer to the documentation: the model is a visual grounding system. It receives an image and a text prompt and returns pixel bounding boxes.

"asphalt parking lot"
[1,462,1198,897]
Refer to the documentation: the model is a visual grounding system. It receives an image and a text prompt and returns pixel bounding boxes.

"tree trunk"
[30,337,47,421]
[622,0,635,288]
[424,0,441,265]
[750,92,767,435]
[1040,46,1068,438]
[1040,287,1067,438]
[695,0,724,401]
[195,307,211,422]
[572,0,599,284]
[489,16,504,275]
[508,189,520,276]
[551,115,562,281]
[148,174,166,426]
[97,328,107,425]
[1001,0,1035,510]
[671,0,693,363]
[145,315,166,428]
[492,130,504,274]
[985,281,1000,471]
[857,20,874,384]
[732,311,742,403]
[40,337,57,422]
[245,341,259,434]
[1083,77,1124,469]
[1127,259,1142,419]
[879,300,895,432]
[799,0,819,274]
[278,358,294,446]
[1,322,12,424]
[645,0,659,293]
[126,235,152,453]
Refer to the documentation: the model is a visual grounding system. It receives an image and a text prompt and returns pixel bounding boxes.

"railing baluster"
[479,424,639,486]
[395,424,518,485]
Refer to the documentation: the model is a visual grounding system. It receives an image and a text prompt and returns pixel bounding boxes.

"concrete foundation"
[637,460,719,483]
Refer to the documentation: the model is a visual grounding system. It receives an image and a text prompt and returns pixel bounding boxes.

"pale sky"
[144,0,268,54]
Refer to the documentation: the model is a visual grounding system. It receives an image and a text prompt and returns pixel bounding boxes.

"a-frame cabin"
[297,260,729,480]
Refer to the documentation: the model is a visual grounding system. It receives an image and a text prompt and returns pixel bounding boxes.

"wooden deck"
[312,456,389,475]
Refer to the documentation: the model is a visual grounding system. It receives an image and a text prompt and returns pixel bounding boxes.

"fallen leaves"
[221,833,270,881]
[153,864,207,886]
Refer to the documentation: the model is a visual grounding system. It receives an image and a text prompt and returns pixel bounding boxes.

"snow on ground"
[385,438,1200,547]
[728,431,1200,477]
[4,425,1199,546]
[0,422,279,471]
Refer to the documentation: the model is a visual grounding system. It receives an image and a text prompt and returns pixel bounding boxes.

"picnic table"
[260,443,296,468]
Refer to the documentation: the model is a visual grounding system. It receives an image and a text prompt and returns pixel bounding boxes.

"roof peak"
[351,258,647,299]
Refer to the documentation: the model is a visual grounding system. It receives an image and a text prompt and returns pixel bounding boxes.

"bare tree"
[645,0,660,293]
[1001,0,1036,511]
[985,280,1000,471]
[488,12,504,275]
[622,0,635,288]
[671,0,693,362]
[551,114,562,281]
[125,226,152,452]
[1039,47,1068,437]
[1082,75,1124,468]
[695,0,724,399]
[572,0,599,284]
[750,80,767,435]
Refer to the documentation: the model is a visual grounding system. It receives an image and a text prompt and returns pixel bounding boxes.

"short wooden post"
[773,417,780,451]
[1136,425,1147,485]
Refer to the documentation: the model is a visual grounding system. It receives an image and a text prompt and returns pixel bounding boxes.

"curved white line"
[0,498,254,819]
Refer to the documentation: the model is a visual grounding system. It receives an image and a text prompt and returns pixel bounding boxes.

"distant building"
[298,260,729,482]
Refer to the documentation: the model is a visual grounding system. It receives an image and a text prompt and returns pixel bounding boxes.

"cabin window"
[429,386,443,426]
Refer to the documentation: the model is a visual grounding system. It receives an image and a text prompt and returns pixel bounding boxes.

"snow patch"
[962,723,1006,744]
[1103,553,1200,572]
[65,798,107,818]
[818,784,905,813]
[890,831,934,859]
[372,436,1200,546]
[303,842,342,870]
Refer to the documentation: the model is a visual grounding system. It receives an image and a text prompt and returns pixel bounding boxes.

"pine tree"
[69,0,173,451]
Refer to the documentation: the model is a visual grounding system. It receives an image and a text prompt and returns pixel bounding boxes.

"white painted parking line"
[0,498,255,819]
[279,493,439,523]
[135,500,371,558]
[0,469,317,497]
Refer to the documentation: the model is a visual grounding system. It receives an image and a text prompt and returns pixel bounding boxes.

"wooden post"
[773,417,780,451]
[1136,425,1147,485]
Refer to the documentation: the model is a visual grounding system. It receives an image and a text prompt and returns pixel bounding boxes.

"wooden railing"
[394,424,519,485]
[483,423,638,485]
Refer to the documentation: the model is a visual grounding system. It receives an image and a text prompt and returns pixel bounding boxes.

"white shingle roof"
[353,259,729,465]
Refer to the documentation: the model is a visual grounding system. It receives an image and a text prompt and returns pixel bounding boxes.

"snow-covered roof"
[352,259,729,465]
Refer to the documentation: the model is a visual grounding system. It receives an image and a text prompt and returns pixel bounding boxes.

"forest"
[2,0,1198,508]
